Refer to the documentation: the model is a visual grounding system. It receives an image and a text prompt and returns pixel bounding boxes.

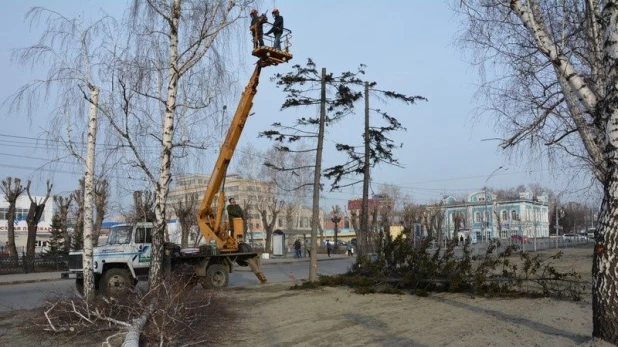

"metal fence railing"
[0,254,68,275]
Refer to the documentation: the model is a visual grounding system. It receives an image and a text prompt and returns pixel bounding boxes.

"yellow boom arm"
[197,64,263,251]
[197,36,293,253]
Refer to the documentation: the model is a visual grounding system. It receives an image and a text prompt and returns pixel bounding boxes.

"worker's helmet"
[272,8,279,14]
[250,9,257,15]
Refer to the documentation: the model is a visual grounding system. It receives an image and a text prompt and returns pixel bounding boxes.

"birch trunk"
[591,2,618,342]
[466,1,618,343]
[593,170,618,342]
[83,84,99,302]
[149,0,181,288]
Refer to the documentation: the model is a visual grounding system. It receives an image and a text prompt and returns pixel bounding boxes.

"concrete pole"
[360,81,370,256]
[555,200,560,249]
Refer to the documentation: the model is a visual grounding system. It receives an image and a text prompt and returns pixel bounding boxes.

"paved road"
[0,280,74,312]
[0,257,356,312]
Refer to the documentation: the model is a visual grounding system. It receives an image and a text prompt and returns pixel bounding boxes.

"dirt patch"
[221,246,612,347]
[0,246,611,347]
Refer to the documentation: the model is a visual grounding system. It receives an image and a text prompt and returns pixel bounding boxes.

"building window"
[475,212,481,223]
[511,210,519,220]
[501,210,508,221]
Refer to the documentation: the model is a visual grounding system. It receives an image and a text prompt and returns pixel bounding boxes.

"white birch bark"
[591,1,618,341]
[83,84,99,302]
[121,307,151,347]
[470,0,618,342]
[149,0,181,288]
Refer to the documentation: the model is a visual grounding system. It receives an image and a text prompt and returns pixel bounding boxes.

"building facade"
[167,173,275,241]
[0,195,54,253]
[167,174,325,247]
[438,188,550,241]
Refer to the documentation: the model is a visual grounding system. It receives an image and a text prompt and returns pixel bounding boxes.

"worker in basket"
[250,9,266,49]
[265,8,284,50]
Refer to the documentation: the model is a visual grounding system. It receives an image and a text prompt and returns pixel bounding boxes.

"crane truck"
[61,28,293,296]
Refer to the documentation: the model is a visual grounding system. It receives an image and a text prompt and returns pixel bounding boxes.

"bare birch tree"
[1,177,26,264]
[25,180,53,272]
[457,1,618,341]
[257,197,282,252]
[7,6,116,301]
[92,178,109,247]
[173,194,198,248]
[97,0,254,288]
[234,143,313,250]
[53,195,73,253]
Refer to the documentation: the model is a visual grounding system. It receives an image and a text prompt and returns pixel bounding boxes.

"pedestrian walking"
[346,242,353,256]
[294,239,302,258]
[326,240,332,257]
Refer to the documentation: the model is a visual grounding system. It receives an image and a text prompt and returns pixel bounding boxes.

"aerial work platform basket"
[252,23,293,66]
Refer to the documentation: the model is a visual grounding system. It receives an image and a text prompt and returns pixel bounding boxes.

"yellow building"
[167,173,275,238]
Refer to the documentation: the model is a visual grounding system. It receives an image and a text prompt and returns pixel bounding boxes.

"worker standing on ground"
[226,198,244,238]
[265,8,283,50]
[250,9,265,49]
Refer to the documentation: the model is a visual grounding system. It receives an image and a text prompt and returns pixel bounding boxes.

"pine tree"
[45,213,65,256]
[72,224,84,251]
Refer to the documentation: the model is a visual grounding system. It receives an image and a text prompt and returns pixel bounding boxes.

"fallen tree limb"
[122,305,152,347]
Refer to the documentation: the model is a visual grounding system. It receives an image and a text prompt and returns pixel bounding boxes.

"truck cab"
[63,222,154,295]
[63,222,263,296]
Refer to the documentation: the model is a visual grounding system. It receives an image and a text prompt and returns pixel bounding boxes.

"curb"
[0,257,354,285]
[0,277,67,286]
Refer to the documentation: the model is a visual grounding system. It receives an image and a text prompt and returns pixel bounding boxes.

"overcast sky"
[0,0,600,214]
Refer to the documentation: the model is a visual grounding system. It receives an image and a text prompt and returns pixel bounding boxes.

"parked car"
[510,234,531,243]
[562,233,576,242]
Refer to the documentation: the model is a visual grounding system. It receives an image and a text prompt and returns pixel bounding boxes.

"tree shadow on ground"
[343,312,428,347]
[425,295,590,345]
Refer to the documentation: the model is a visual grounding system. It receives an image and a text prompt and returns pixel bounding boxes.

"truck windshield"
[107,225,132,245]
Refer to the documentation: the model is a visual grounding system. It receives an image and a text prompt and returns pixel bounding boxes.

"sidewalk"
[0,253,352,286]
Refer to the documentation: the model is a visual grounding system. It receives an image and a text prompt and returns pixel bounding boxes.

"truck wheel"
[75,279,84,296]
[201,264,229,289]
[100,268,133,297]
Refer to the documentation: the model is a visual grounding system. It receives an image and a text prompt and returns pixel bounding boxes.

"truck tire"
[201,264,229,289]
[100,268,133,297]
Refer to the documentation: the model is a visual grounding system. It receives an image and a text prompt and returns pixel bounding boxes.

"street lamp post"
[484,166,506,243]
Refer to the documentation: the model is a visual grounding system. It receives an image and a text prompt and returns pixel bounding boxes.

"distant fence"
[0,254,68,275]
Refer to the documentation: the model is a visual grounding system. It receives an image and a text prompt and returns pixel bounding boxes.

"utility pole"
[309,67,326,282]
[359,81,370,257]
[555,200,560,249]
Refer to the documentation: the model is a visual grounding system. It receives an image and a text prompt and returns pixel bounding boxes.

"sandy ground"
[0,245,615,347]
[221,245,615,347]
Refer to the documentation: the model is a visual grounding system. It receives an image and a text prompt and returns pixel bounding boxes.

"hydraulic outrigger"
[196,35,293,284]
